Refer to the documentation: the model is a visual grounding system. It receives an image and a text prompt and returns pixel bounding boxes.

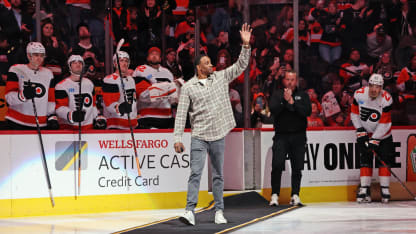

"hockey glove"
[93,116,107,129]
[368,138,380,152]
[23,83,36,100]
[71,110,86,123]
[47,115,59,130]
[356,127,369,146]
[118,102,132,116]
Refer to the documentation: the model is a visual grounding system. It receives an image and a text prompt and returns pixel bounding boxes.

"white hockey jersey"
[133,64,174,119]
[5,64,55,127]
[351,86,393,140]
[55,76,98,129]
[102,73,138,129]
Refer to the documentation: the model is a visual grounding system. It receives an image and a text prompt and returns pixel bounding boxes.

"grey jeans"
[186,137,225,211]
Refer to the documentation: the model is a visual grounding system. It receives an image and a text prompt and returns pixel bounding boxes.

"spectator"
[281,48,294,69]
[0,31,22,83]
[41,19,68,82]
[211,7,231,37]
[175,8,195,39]
[137,0,162,48]
[208,30,230,66]
[0,0,33,48]
[66,0,91,47]
[373,52,398,95]
[69,23,103,80]
[307,88,322,113]
[388,0,416,46]
[341,0,373,56]
[281,19,310,49]
[163,48,182,79]
[111,0,128,44]
[229,81,243,128]
[276,5,293,37]
[316,1,342,64]
[321,77,352,126]
[307,101,324,127]
[395,24,416,69]
[339,48,371,93]
[367,24,393,64]
[251,92,271,128]
[396,52,416,124]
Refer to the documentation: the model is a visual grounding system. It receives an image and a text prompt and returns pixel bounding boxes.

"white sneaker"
[269,194,279,206]
[290,194,302,206]
[214,210,228,224]
[179,210,195,226]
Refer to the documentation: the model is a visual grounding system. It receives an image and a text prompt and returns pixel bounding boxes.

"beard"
[79,35,90,40]
[148,60,160,66]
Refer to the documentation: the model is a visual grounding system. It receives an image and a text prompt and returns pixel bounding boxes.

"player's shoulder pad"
[353,86,366,97]
[8,64,24,74]
[133,65,147,75]
[55,77,70,89]
[381,90,393,105]
[103,74,119,83]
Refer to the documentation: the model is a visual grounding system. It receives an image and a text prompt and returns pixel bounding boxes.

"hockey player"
[5,42,58,130]
[55,55,106,130]
[351,73,394,203]
[133,47,175,129]
[102,51,138,129]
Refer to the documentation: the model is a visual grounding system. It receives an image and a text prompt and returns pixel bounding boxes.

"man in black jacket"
[269,71,311,206]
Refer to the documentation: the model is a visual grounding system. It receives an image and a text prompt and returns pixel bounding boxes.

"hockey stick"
[77,66,86,196]
[115,38,142,177]
[366,143,416,200]
[29,81,55,207]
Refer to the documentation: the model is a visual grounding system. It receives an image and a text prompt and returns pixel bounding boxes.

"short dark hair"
[194,54,208,67]
[77,22,89,34]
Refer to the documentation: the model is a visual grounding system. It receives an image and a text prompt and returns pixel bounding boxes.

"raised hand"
[240,23,252,46]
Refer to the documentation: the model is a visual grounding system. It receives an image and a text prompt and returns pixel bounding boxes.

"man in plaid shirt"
[174,23,252,226]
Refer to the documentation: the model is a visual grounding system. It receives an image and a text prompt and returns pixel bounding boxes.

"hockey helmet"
[26,42,45,55]
[68,55,84,75]
[113,51,130,64]
[368,73,384,86]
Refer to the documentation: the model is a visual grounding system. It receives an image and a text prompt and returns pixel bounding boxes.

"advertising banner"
[0,132,207,199]
[261,129,412,189]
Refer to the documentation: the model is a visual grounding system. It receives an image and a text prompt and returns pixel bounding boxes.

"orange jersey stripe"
[7,108,47,125]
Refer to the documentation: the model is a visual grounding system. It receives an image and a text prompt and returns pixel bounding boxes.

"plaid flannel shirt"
[174,46,251,142]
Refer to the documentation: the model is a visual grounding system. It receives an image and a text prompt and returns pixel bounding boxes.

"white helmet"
[26,42,45,55]
[113,51,130,64]
[68,55,84,67]
[369,73,384,86]
[68,55,84,75]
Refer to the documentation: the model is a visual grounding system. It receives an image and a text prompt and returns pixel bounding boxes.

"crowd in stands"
[0,0,416,130]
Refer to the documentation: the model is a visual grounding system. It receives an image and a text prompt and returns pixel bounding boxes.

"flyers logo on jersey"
[24,81,46,98]
[360,106,381,122]
[74,93,93,108]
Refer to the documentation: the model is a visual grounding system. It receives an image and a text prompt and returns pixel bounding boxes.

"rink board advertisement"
[261,128,412,189]
[0,131,207,200]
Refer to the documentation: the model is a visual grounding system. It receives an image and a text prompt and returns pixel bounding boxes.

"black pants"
[359,135,394,168]
[271,132,306,196]
[137,117,174,129]
[6,120,41,130]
